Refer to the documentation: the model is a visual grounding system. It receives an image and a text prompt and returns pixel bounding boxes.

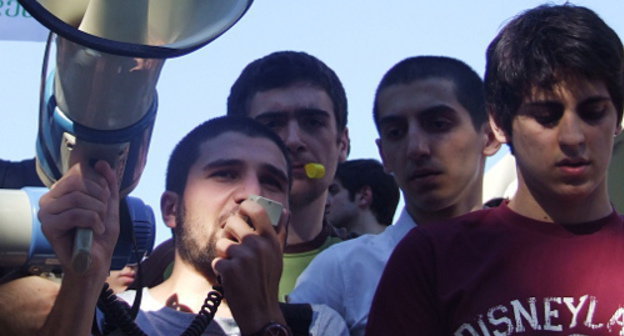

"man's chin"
[408,192,452,210]
[291,181,327,208]
[178,244,217,278]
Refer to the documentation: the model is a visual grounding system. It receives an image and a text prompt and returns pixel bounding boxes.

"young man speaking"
[36,116,347,336]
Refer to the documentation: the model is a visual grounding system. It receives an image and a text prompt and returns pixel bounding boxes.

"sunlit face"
[376,78,489,214]
[326,179,358,229]
[248,83,349,208]
[174,132,290,278]
[498,79,621,203]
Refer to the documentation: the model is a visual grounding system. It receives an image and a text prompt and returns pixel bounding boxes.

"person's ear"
[481,122,502,157]
[488,112,510,145]
[357,185,373,209]
[338,127,350,162]
[161,191,180,229]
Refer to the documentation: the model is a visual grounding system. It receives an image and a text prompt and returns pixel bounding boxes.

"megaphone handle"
[72,228,93,273]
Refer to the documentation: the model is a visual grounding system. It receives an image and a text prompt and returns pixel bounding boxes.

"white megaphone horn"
[18,0,253,273]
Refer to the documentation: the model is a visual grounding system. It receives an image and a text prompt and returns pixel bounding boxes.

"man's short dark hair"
[335,159,399,226]
[166,116,292,196]
[227,51,348,132]
[485,4,624,138]
[373,56,486,131]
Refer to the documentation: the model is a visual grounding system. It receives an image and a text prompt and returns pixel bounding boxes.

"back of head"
[485,4,624,137]
[165,115,292,196]
[227,51,348,132]
[373,56,486,130]
[335,159,399,226]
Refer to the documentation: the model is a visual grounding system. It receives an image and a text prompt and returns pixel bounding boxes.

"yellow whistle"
[304,163,326,179]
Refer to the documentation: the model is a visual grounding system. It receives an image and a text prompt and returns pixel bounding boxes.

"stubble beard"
[175,203,219,279]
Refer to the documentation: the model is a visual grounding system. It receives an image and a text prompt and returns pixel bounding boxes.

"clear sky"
[1,0,623,246]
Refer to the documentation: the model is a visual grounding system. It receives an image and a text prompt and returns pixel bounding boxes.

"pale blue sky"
[1,1,623,245]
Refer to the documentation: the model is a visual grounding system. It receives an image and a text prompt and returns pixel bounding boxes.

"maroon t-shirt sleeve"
[366,227,444,335]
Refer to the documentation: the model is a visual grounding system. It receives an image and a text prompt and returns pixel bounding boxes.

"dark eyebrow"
[520,101,563,111]
[254,108,331,120]
[378,115,406,128]
[524,95,611,108]
[378,104,456,126]
[578,96,612,107]
[254,111,288,120]
[417,105,458,118]
[201,159,243,172]
[294,108,331,119]
[523,101,559,106]
[202,159,289,185]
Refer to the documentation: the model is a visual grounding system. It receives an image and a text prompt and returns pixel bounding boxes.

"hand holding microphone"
[211,196,289,334]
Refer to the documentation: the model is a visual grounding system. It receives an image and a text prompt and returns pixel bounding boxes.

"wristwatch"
[248,321,293,336]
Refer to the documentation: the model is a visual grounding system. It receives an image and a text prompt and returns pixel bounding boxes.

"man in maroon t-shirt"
[367,4,624,335]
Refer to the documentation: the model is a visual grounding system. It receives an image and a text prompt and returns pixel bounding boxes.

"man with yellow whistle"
[227,51,350,301]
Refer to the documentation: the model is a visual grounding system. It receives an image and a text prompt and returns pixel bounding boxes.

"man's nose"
[233,176,263,204]
[406,125,430,160]
[558,111,586,150]
[283,121,306,154]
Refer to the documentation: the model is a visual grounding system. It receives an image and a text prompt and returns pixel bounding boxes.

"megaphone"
[18,0,253,273]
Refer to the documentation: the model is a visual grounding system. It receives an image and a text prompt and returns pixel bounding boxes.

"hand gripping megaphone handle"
[72,228,93,273]
[69,153,125,274]
[67,150,126,274]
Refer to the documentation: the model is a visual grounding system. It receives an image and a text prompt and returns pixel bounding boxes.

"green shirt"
[279,235,342,301]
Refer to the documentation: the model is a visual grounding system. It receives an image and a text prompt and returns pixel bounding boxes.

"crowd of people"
[0,3,623,335]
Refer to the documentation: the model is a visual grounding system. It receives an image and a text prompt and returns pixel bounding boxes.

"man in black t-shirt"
[0,158,44,188]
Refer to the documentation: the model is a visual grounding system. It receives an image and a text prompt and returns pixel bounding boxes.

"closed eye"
[520,103,563,127]
[580,100,610,123]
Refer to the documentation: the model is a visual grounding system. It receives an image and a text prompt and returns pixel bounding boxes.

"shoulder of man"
[289,233,380,305]
[308,303,349,336]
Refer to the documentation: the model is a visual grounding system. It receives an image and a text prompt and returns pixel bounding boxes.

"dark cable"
[181,285,224,336]
[129,226,144,319]
[97,283,147,336]
[95,283,224,336]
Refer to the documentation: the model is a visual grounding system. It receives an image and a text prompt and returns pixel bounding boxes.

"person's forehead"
[378,78,465,116]
[196,131,288,171]
[247,83,335,118]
